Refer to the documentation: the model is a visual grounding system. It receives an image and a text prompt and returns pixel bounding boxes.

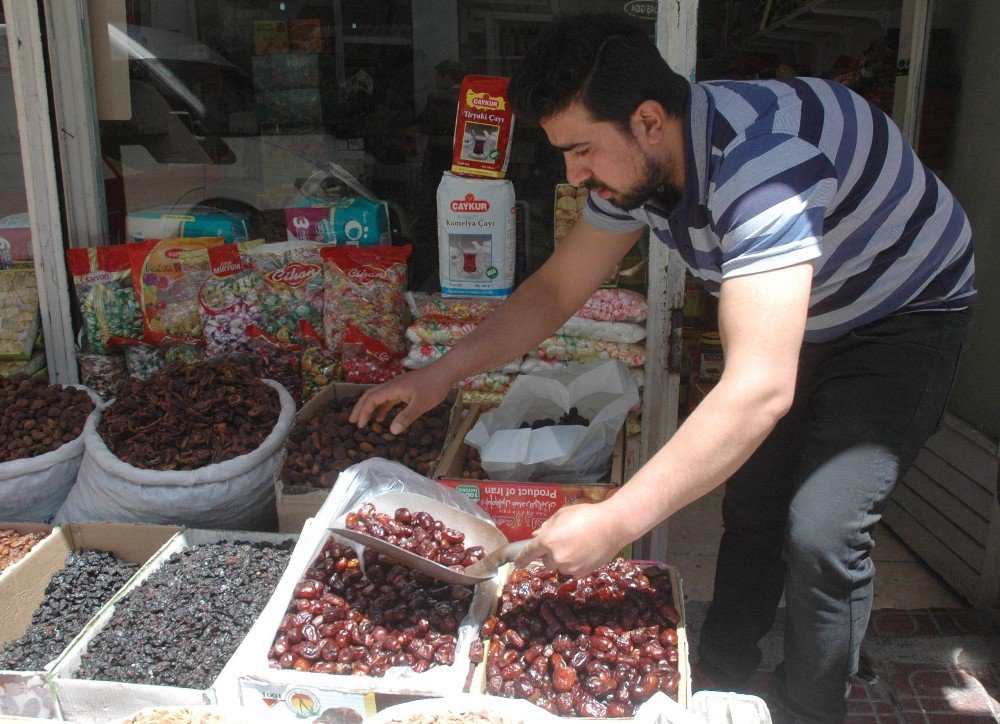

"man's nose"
[564,156,589,188]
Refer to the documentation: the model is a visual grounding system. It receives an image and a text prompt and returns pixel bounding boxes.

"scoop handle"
[469,539,530,576]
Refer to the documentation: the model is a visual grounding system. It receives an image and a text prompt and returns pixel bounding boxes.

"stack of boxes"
[252,19,326,131]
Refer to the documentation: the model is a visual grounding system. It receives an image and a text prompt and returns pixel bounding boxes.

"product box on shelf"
[275,383,462,533]
[434,400,625,542]
[256,88,324,127]
[288,19,323,53]
[0,214,32,264]
[253,20,288,55]
[0,522,180,719]
[284,196,390,246]
[221,473,505,721]
[0,521,53,580]
[252,52,322,90]
[49,527,296,723]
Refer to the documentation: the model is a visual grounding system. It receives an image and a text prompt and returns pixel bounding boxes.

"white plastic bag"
[0,386,102,523]
[55,380,295,530]
[465,360,639,483]
[556,315,647,344]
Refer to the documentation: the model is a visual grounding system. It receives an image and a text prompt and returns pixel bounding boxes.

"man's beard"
[585,148,680,212]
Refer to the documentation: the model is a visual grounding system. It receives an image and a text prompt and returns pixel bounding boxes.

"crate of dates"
[0,522,179,719]
[226,459,506,720]
[474,559,690,717]
[434,399,625,543]
[57,360,296,530]
[275,382,458,533]
[0,373,102,523]
[50,528,296,723]
[0,522,52,579]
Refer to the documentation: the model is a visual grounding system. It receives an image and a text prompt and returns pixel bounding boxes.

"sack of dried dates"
[56,360,295,529]
[0,374,101,522]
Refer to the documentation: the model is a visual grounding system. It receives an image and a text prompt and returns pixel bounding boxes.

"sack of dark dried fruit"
[56,360,295,529]
[0,375,102,522]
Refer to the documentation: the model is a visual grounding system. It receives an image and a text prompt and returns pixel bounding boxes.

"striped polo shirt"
[583,78,976,342]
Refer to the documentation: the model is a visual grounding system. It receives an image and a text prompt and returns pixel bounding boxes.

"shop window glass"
[88,0,652,289]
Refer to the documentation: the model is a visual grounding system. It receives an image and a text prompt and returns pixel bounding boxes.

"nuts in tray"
[98,360,280,470]
[480,559,680,717]
[281,396,451,493]
[345,504,486,570]
[0,374,94,462]
[0,528,48,571]
[268,537,473,676]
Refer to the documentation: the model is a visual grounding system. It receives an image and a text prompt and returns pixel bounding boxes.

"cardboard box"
[275,384,461,534]
[434,401,625,541]
[253,20,288,55]
[0,522,180,719]
[50,528,296,723]
[288,19,323,53]
[256,88,323,127]
[0,521,53,580]
[469,562,691,711]
[219,488,503,720]
[252,53,322,90]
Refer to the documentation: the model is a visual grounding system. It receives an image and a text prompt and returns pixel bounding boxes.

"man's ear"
[630,100,667,144]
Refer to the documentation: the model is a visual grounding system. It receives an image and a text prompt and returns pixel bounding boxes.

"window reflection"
[90,1,651,285]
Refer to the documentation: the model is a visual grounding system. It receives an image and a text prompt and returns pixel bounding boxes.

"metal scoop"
[329,491,527,586]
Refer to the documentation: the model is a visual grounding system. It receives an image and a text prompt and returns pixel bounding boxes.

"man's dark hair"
[510,13,690,129]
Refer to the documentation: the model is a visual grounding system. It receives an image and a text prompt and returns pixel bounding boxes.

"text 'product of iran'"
[438,172,515,298]
[451,75,514,179]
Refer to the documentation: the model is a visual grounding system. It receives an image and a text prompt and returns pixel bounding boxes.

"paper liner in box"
[465,360,638,483]
[0,386,103,523]
[55,380,294,530]
[232,459,502,704]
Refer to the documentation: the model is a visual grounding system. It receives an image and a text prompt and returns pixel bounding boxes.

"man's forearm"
[604,376,791,543]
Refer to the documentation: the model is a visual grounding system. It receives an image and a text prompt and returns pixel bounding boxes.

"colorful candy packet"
[250,241,325,346]
[67,245,143,353]
[321,244,411,355]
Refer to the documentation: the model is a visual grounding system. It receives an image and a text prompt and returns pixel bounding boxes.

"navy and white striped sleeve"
[581,191,647,233]
[709,134,837,279]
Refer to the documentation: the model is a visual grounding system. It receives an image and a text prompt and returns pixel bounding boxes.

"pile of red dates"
[477,559,681,717]
[269,537,474,676]
[346,504,487,570]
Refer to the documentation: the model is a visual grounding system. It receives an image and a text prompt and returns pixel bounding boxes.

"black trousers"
[697,310,971,722]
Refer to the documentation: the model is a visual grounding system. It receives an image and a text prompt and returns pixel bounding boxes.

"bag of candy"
[341,325,404,384]
[575,288,648,323]
[67,245,143,353]
[197,244,263,357]
[247,324,303,405]
[128,236,226,346]
[250,241,325,346]
[321,244,411,355]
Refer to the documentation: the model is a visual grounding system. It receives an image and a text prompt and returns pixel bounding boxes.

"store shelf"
[729,0,900,60]
[342,35,412,46]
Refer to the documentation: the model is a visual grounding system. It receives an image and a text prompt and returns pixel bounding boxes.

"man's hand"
[513,502,628,577]
[349,367,453,434]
